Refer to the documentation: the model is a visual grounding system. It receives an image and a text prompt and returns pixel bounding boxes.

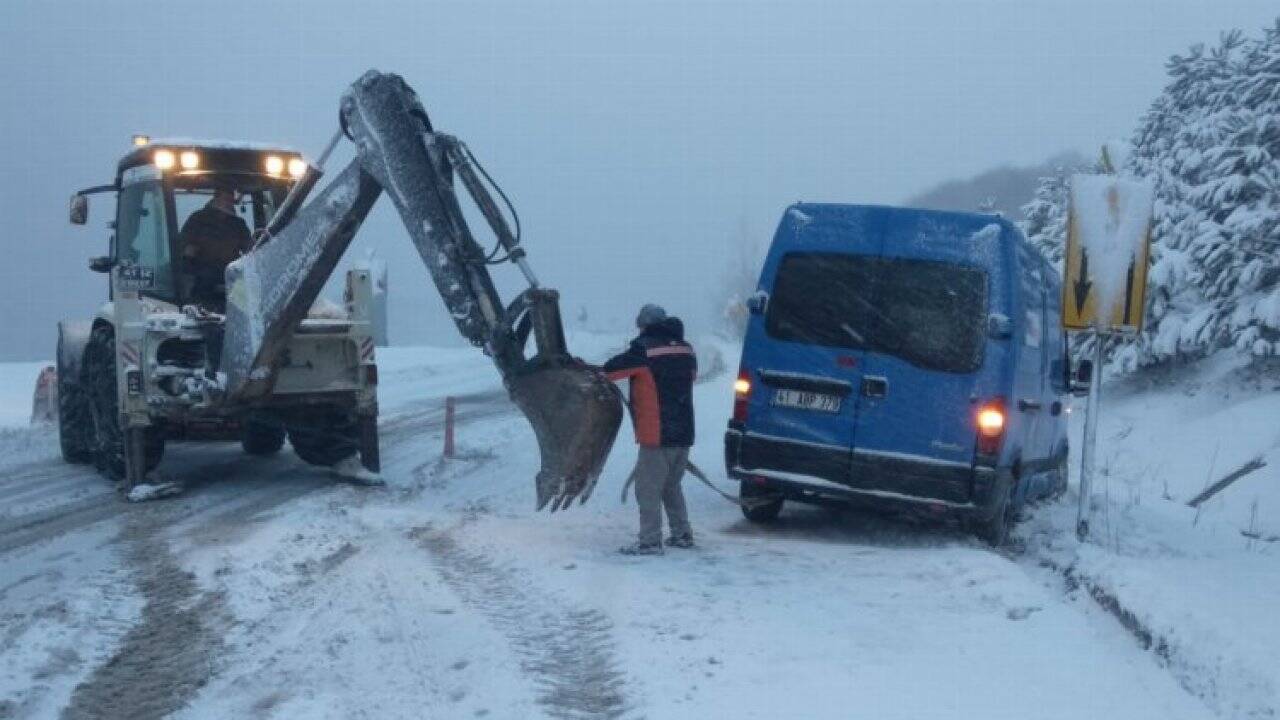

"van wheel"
[974,477,1015,547]
[740,481,784,523]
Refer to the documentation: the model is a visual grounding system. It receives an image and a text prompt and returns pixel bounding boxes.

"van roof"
[783,202,1016,232]
[778,202,1027,256]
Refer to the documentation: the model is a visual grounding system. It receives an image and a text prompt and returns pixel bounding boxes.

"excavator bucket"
[495,288,624,510]
[508,363,623,511]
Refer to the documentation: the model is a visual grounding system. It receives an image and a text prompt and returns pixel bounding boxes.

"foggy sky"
[2,1,1276,361]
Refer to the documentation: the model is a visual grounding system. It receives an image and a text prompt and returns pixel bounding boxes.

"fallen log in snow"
[1187,456,1266,508]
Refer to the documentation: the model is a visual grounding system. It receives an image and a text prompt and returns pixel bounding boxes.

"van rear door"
[737,214,882,483]
[753,252,879,447]
[845,256,989,501]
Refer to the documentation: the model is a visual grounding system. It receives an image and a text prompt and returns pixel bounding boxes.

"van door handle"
[861,376,888,398]
[1017,399,1042,412]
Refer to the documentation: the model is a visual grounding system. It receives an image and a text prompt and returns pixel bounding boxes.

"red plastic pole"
[444,395,456,459]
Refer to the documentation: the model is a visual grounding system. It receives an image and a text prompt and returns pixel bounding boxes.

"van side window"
[765,252,988,374]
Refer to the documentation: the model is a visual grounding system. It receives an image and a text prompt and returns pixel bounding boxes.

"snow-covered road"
[0,340,1240,719]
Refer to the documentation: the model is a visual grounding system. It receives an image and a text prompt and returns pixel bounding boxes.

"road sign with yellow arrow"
[1062,175,1154,332]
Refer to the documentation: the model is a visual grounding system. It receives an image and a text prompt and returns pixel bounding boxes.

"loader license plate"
[117,264,155,291]
[772,389,841,413]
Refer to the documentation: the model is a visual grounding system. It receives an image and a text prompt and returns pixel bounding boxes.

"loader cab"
[73,139,305,308]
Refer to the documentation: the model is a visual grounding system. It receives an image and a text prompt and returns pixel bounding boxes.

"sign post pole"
[1062,165,1155,542]
[1077,331,1104,540]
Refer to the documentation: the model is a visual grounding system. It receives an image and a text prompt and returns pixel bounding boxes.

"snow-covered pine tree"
[1125,33,1247,366]
[1027,22,1280,372]
[1209,22,1280,357]
[1022,165,1074,268]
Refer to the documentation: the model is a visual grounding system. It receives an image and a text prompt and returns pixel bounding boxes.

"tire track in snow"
[60,510,227,720]
[0,475,111,510]
[0,496,122,555]
[2,393,522,716]
[51,470,341,718]
[15,396,520,718]
[0,447,329,556]
[411,524,632,720]
[0,469,98,502]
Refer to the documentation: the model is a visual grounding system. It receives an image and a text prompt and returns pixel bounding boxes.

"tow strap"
[620,457,773,510]
[614,394,772,510]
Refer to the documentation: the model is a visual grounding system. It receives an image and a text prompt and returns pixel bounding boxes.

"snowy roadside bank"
[1023,499,1277,719]
[1020,353,1279,718]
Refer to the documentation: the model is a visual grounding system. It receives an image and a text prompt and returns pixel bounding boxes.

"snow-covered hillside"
[1034,352,1279,718]
[0,336,1274,718]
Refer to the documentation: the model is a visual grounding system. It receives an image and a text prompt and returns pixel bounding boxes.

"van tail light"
[732,370,752,425]
[975,399,1006,456]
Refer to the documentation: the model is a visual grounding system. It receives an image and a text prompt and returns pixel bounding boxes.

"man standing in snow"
[602,304,697,555]
[179,187,251,312]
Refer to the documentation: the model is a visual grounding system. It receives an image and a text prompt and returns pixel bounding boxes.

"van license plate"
[772,389,841,413]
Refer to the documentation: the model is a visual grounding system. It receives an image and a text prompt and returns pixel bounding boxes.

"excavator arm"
[222,70,622,511]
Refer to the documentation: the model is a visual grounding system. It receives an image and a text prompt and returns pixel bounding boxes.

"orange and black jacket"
[604,317,697,448]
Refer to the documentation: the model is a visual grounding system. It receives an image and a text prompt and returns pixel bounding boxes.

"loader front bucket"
[507,361,624,511]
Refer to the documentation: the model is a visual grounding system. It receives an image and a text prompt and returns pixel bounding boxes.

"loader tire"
[288,409,358,467]
[358,412,380,473]
[84,326,162,481]
[241,419,286,456]
[57,338,92,464]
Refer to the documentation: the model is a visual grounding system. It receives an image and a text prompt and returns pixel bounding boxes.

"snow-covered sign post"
[1063,170,1154,540]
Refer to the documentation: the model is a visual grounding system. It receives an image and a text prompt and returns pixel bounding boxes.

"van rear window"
[765,253,988,373]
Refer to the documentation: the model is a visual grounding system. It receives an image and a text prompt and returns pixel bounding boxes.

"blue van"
[724,204,1070,544]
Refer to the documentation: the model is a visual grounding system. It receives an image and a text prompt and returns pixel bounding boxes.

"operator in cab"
[179,187,251,313]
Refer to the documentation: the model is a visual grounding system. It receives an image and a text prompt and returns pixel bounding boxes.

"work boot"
[618,541,663,556]
[666,533,694,549]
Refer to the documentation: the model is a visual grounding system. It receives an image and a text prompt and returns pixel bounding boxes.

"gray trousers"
[630,446,692,545]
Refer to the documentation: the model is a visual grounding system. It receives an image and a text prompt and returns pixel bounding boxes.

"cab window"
[115,180,175,300]
[173,189,266,236]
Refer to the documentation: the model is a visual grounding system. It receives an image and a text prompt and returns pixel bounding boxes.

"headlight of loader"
[153,149,176,170]
[287,157,308,179]
[264,155,285,177]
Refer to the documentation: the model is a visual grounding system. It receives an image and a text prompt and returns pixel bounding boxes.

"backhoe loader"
[59,70,623,509]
